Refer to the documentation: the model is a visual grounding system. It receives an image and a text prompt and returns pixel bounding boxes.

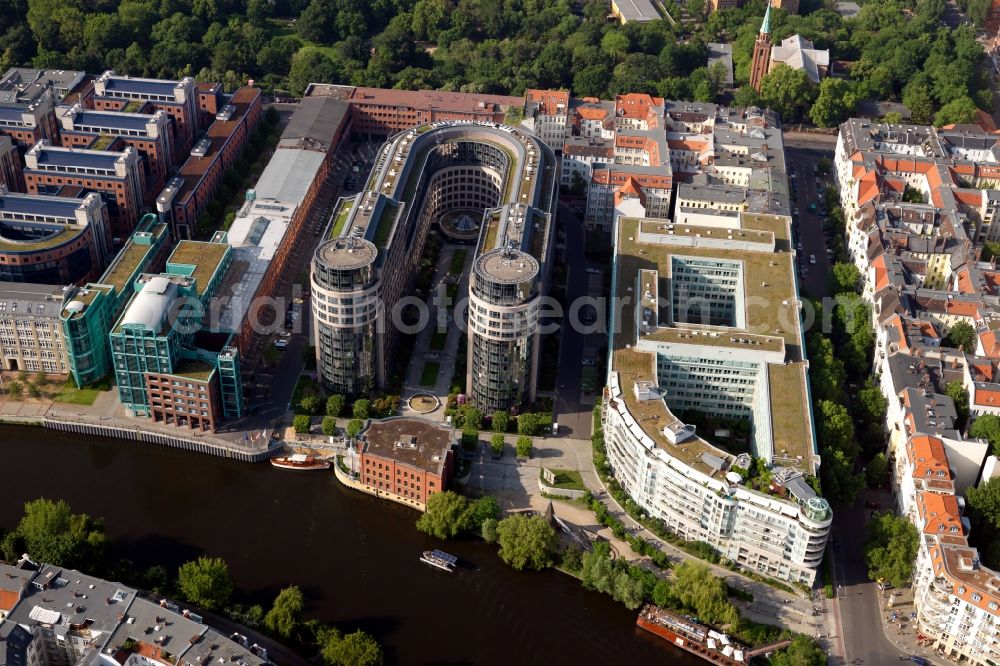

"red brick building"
[0,135,24,192]
[23,141,147,243]
[158,86,262,240]
[91,71,200,156]
[305,84,521,135]
[146,361,222,432]
[356,418,455,510]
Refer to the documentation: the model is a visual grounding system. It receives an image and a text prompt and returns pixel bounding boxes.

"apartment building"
[0,68,84,148]
[0,282,69,374]
[0,561,267,666]
[91,71,200,155]
[523,89,570,150]
[837,116,1000,664]
[157,85,262,240]
[57,103,175,194]
[0,191,110,284]
[23,141,146,242]
[603,213,830,584]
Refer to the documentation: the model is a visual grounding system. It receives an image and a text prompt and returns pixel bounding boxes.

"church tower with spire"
[749,5,773,93]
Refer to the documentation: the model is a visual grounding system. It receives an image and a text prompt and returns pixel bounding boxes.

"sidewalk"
[875,587,948,665]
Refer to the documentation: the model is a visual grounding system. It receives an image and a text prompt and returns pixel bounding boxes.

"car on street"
[793,208,799,216]
[582,358,596,366]
[274,339,288,350]
[796,242,803,251]
[585,267,601,275]
[809,254,816,264]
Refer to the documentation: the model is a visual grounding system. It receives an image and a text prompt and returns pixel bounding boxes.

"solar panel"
[430,550,457,565]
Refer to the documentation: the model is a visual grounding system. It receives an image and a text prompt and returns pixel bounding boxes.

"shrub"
[491,410,510,433]
[346,418,364,438]
[352,399,371,419]
[321,416,337,436]
[516,436,532,458]
[326,394,345,417]
[517,412,540,435]
[299,394,322,415]
[292,415,311,433]
[490,433,505,455]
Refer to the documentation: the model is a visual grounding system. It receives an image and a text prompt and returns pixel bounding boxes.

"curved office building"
[603,214,832,584]
[312,121,557,408]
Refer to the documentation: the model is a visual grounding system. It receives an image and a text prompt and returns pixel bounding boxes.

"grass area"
[541,469,586,491]
[420,362,440,387]
[430,330,447,351]
[448,249,467,274]
[329,201,353,239]
[53,381,103,405]
[291,375,326,411]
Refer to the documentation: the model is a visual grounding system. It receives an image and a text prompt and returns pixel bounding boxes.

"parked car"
[274,339,288,350]
[582,358,596,366]
[585,267,601,275]
[809,254,816,265]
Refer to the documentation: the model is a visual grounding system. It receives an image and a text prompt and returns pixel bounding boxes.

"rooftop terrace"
[168,240,230,296]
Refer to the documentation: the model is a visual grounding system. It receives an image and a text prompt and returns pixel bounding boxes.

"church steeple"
[760,3,772,36]
[749,4,774,93]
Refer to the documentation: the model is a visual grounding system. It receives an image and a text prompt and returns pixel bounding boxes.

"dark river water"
[0,426,695,665]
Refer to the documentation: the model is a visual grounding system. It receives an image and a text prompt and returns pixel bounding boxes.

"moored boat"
[270,454,331,470]
[636,604,750,665]
[420,549,458,572]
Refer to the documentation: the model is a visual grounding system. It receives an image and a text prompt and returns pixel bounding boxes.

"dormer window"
[973,593,982,602]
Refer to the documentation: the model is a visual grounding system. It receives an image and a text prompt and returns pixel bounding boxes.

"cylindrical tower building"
[311,237,380,396]
[467,245,542,412]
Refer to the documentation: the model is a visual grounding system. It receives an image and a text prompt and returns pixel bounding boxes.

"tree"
[326,394,345,417]
[517,412,540,436]
[600,31,629,61]
[817,399,858,458]
[490,433,504,456]
[293,415,311,434]
[770,635,827,666]
[321,416,337,436]
[865,512,919,588]
[491,410,509,433]
[820,448,864,507]
[300,394,321,415]
[944,380,970,429]
[352,399,370,420]
[481,517,498,543]
[883,111,904,124]
[8,498,106,570]
[177,557,234,611]
[466,495,501,530]
[670,561,738,626]
[732,85,760,108]
[864,453,888,488]
[809,78,857,127]
[346,419,364,438]
[264,586,305,640]
[581,542,616,594]
[935,95,978,127]
[26,382,41,398]
[831,262,860,295]
[320,628,383,666]
[970,414,1000,455]
[516,436,532,458]
[415,491,471,539]
[759,65,816,121]
[495,514,558,570]
[967,477,1000,529]
[613,571,646,610]
[288,48,338,96]
[943,321,977,353]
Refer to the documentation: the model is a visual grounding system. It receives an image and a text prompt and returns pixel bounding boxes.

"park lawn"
[420,362,440,386]
[542,469,586,491]
[449,249,467,274]
[54,382,103,405]
[430,330,447,350]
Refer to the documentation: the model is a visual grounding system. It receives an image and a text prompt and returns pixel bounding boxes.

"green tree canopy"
[943,321,977,353]
[495,514,558,570]
[865,452,888,488]
[415,491,471,539]
[177,557,234,611]
[809,78,857,127]
[970,415,1000,455]
[352,399,371,420]
[769,635,827,666]
[491,410,510,433]
[935,95,978,126]
[759,64,816,122]
[2,498,107,570]
[967,476,1000,530]
[865,512,919,587]
[326,394,345,417]
[320,627,383,666]
[831,262,861,295]
[944,380,970,429]
[264,585,305,640]
[670,561,739,626]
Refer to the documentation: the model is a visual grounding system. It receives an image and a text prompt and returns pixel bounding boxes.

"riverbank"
[0,388,278,461]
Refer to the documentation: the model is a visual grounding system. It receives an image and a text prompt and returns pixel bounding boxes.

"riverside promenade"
[0,386,278,461]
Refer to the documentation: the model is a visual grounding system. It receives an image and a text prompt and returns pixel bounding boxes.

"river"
[0,426,696,665]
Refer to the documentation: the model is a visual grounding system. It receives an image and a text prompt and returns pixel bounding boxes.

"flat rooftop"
[363,418,453,476]
[0,192,89,220]
[98,222,168,293]
[99,74,180,99]
[0,225,85,252]
[70,109,153,132]
[612,215,814,473]
[30,144,125,172]
[168,240,230,296]
[0,282,64,317]
[170,359,215,382]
